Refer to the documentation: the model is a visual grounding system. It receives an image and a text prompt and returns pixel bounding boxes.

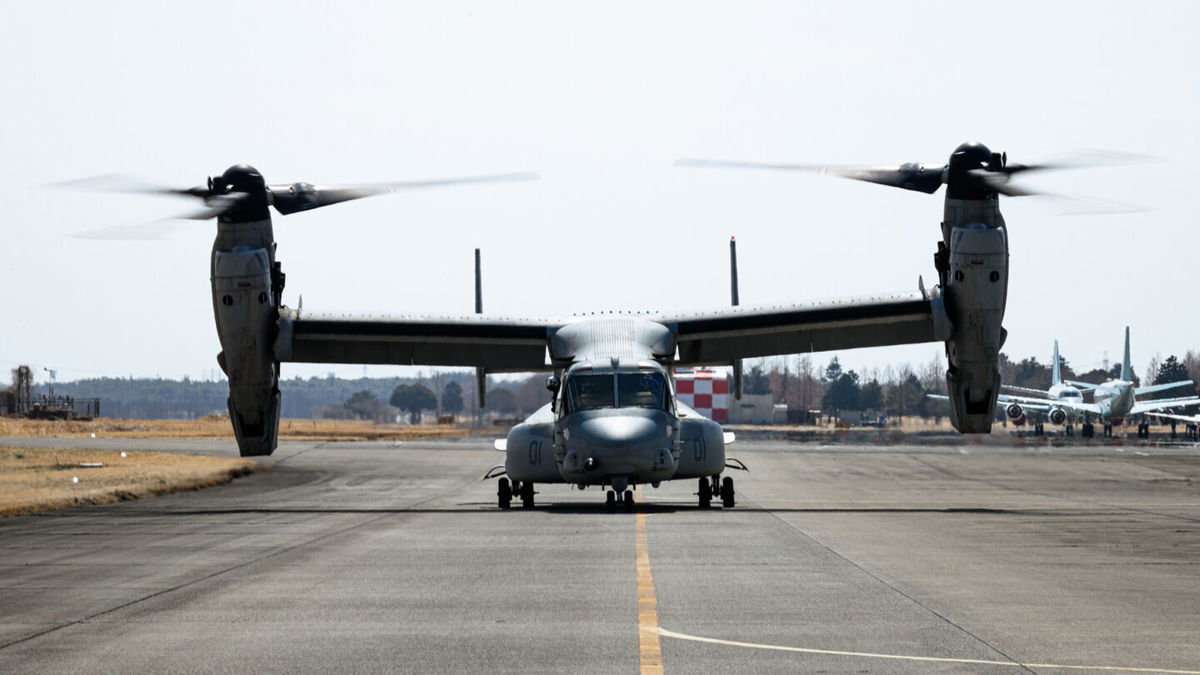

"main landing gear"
[497,478,536,509]
[698,475,735,508]
[606,488,635,512]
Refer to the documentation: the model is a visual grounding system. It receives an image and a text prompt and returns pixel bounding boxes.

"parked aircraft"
[75,143,1068,509]
[1003,328,1199,437]
[993,340,1086,433]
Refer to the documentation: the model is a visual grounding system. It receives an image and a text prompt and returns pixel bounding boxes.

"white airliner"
[995,340,1085,427]
[1000,328,1200,434]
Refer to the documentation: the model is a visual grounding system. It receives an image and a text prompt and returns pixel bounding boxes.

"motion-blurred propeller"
[677,143,1150,206]
[55,165,540,239]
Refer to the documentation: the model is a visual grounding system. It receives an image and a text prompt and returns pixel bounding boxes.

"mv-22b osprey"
[91,142,1038,510]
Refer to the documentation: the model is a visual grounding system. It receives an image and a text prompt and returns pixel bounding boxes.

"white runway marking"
[658,627,1200,673]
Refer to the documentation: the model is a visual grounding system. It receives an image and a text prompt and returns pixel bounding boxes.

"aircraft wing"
[1147,412,1200,424]
[661,291,950,365]
[274,308,558,371]
[1130,396,1200,415]
[1003,394,1100,415]
[1134,380,1194,396]
[1000,385,1053,398]
[996,393,1054,412]
[933,392,1053,413]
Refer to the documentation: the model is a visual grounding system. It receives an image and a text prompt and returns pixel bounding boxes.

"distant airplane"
[995,340,1087,433]
[1002,328,1199,437]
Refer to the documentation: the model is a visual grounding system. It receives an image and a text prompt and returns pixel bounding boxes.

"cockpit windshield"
[618,372,667,409]
[564,371,669,413]
[566,374,616,411]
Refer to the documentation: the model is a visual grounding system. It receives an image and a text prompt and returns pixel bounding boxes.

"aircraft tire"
[720,476,735,508]
[698,478,712,509]
[520,481,535,509]
[624,489,634,511]
[606,490,616,512]
[497,477,512,510]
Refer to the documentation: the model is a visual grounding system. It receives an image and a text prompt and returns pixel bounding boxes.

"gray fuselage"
[502,320,728,492]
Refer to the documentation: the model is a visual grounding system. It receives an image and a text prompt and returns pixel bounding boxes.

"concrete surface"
[1,437,1198,673]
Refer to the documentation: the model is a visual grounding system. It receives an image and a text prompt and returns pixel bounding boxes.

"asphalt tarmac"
[1,436,1198,674]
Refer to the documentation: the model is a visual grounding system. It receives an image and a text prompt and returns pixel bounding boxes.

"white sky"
[2,1,1197,384]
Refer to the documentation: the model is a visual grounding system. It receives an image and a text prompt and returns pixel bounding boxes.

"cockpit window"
[618,372,667,409]
[564,370,669,413]
[566,374,616,411]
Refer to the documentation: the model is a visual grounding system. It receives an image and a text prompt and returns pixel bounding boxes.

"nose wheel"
[605,488,635,512]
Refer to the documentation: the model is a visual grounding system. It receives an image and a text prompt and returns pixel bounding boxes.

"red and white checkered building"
[673,368,729,423]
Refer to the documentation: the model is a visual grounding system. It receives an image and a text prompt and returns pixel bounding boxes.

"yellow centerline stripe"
[635,487,664,674]
[657,628,1200,674]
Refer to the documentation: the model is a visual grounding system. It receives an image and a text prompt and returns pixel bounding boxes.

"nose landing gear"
[605,488,635,512]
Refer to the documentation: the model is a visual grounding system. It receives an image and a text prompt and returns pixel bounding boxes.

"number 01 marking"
[528,441,542,465]
[693,438,706,461]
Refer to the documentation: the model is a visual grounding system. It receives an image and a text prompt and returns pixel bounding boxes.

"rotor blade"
[70,193,248,239]
[47,173,210,198]
[72,220,194,240]
[972,169,1039,196]
[999,150,1158,176]
[676,158,945,193]
[268,172,540,215]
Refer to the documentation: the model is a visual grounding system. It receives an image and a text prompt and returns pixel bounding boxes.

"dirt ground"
[0,416,488,442]
[0,446,259,517]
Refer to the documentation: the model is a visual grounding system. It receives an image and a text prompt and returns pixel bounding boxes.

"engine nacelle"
[1005,403,1026,426]
[1048,407,1067,425]
[942,221,1008,433]
[212,220,282,457]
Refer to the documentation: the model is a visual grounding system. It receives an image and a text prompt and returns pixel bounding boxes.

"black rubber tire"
[720,476,735,508]
[606,490,616,512]
[624,489,634,511]
[498,477,512,510]
[520,481,535,509]
[698,478,712,509]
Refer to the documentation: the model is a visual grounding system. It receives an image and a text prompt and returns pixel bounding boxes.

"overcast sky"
[2,1,1197,385]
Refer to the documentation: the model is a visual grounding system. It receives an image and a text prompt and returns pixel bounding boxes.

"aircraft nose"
[578,416,660,446]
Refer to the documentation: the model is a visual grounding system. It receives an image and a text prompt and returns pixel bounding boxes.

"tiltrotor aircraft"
[81,143,1069,509]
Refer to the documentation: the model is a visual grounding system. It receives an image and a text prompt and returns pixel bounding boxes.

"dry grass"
[0,445,259,517]
[0,416,489,442]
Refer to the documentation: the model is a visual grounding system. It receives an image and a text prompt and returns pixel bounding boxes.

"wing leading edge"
[661,291,950,365]
[275,309,558,371]
[275,289,950,371]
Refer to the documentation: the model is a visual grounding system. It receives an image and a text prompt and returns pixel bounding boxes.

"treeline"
[21,349,1200,421]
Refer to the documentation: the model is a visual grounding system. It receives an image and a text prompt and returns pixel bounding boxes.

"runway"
[2,437,1198,673]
